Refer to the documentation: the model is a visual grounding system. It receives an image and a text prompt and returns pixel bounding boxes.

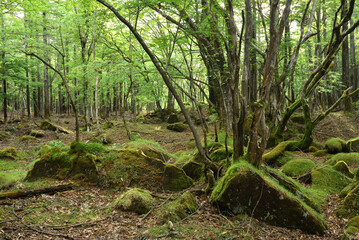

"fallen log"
[0,183,73,200]
[40,120,74,134]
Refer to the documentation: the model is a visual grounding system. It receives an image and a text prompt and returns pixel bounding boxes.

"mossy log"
[40,120,74,134]
[0,183,73,200]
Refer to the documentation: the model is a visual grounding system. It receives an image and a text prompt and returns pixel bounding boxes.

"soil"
[0,111,358,239]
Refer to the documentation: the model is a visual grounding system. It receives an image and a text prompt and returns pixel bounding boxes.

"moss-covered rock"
[0,131,11,141]
[344,226,359,238]
[103,121,115,129]
[40,120,74,134]
[112,188,155,214]
[0,147,18,160]
[347,137,359,152]
[20,135,38,142]
[90,134,114,145]
[308,146,319,152]
[29,130,44,138]
[324,137,349,154]
[262,141,295,165]
[290,113,305,124]
[163,164,193,191]
[158,191,197,223]
[69,152,99,183]
[124,139,171,161]
[333,161,354,178]
[337,185,359,218]
[210,161,327,234]
[326,153,359,169]
[209,147,233,162]
[167,113,180,124]
[167,122,187,132]
[313,150,328,157]
[311,166,352,194]
[182,160,203,180]
[25,147,71,181]
[281,158,316,177]
[69,141,107,155]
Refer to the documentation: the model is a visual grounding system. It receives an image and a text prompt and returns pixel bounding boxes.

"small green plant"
[48,140,66,148]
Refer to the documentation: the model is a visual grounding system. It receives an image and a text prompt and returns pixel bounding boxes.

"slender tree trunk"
[1,17,7,122]
[43,12,50,119]
[350,20,358,101]
[342,1,351,112]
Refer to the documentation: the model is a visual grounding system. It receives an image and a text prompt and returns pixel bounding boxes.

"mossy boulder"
[262,141,295,165]
[344,216,359,239]
[167,113,180,124]
[158,191,197,223]
[324,137,349,154]
[90,134,114,145]
[40,120,74,134]
[0,131,11,141]
[290,113,305,124]
[167,122,187,132]
[280,158,316,177]
[69,141,107,155]
[124,139,170,162]
[308,146,319,152]
[0,147,18,160]
[112,188,155,214]
[163,164,193,191]
[29,130,44,138]
[326,153,359,169]
[333,161,354,178]
[20,135,38,142]
[25,148,71,181]
[311,166,352,194]
[182,160,203,180]
[103,121,115,129]
[313,150,328,157]
[101,149,165,191]
[209,147,233,162]
[68,152,99,183]
[337,185,359,218]
[210,161,327,234]
[347,137,359,152]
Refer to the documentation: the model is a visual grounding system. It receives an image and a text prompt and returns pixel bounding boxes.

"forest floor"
[0,110,358,239]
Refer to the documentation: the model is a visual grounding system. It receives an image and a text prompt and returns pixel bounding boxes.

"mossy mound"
[68,152,99,183]
[337,185,359,218]
[347,137,359,152]
[90,134,114,145]
[167,113,180,124]
[25,147,71,181]
[0,131,11,141]
[324,137,348,154]
[163,164,193,191]
[210,161,327,234]
[29,130,44,138]
[209,147,233,162]
[344,216,359,238]
[182,160,203,180]
[280,158,316,177]
[124,139,171,161]
[274,151,295,167]
[103,121,115,129]
[100,149,165,191]
[69,141,107,155]
[112,188,155,214]
[167,122,187,132]
[311,166,352,194]
[158,191,197,223]
[308,146,319,152]
[40,120,74,134]
[0,147,18,160]
[20,135,38,142]
[326,153,359,169]
[313,150,328,157]
[290,113,305,124]
[262,141,295,165]
[333,161,354,178]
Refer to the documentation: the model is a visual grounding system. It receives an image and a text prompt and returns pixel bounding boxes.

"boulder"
[40,120,74,134]
[68,152,99,183]
[112,188,155,214]
[337,184,359,218]
[347,137,359,152]
[326,153,359,169]
[324,137,348,154]
[167,122,187,132]
[167,113,180,124]
[0,147,18,160]
[158,191,197,223]
[210,161,327,234]
[103,121,115,129]
[20,135,38,142]
[280,158,316,177]
[311,166,352,193]
[262,141,295,165]
[163,164,193,191]
[90,133,114,145]
[182,160,203,180]
[209,147,233,162]
[29,130,45,138]
[290,113,305,124]
[333,161,354,178]
[313,150,328,157]
[343,216,359,238]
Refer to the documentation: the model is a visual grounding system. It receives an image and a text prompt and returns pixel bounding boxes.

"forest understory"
[0,109,358,240]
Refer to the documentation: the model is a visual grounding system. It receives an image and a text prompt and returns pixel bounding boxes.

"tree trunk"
[1,17,7,122]
[350,20,358,102]
[43,12,50,119]
[342,1,351,112]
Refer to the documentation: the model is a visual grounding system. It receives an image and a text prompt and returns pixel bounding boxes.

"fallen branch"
[0,183,73,200]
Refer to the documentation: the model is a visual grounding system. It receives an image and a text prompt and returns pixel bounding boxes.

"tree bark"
[1,17,7,122]
[43,12,50,119]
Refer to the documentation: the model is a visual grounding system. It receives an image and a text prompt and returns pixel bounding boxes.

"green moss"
[348,216,359,228]
[182,159,203,180]
[311,166,352,194]
[290,113,305,124]
[338,185,359,218]
[308,146,319,152]
[275,151,294,167]
[112,188,155,214]
[0,131,11,141]
[281,158,316,177]
[163,164,193,191]
[125,138,172,158]
[103,121,115,129]
[69,152,99,183]
[173,151,192,166]
[313,150,328,157]
[326,153,359,169]
[339,181,359,199]
[209,147,233,162]
[324,137,348,154]
[347,137,359,152]
[0,171,26,185]
[333,161,354,178]
[0,147,18,160]
[69,141,107,155]
[262,141,295,165]
[90,134,114,145]
[29,130,44,138]
[159,191,197,223]
[167,122,187,132]
[20,135,38,142]
[345,226,359,236]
